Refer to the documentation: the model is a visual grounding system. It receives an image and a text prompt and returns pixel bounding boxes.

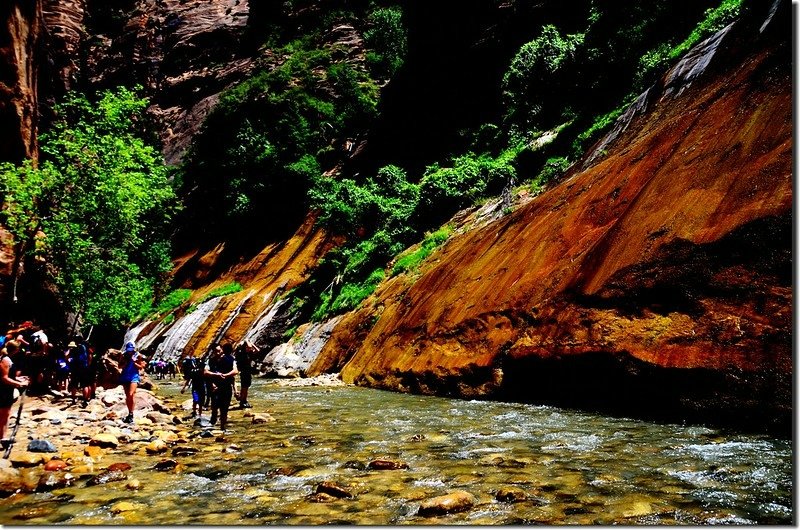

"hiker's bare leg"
[0,407,10,440]
[124,382,137,415]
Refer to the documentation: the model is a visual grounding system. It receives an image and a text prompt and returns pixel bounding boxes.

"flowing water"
[0,379,792,525]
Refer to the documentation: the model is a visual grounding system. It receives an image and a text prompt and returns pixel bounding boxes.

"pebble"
[107,462,132,472]
[126,478,142,490]
[417,491,475,517]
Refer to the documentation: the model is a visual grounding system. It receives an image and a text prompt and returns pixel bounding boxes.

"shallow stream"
[0,379,792,524]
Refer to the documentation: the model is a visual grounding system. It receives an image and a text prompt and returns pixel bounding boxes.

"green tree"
[0,86,178,327]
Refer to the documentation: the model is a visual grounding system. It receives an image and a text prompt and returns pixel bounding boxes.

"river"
[0,378,792,525]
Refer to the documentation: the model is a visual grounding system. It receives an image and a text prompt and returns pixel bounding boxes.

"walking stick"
[3,389,25,459]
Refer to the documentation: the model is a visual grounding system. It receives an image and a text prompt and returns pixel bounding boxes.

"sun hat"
[67,341,77,348]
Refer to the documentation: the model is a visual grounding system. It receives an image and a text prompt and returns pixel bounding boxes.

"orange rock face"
[312,17,791,431]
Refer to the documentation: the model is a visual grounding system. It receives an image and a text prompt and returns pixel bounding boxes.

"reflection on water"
[0,379,792,525]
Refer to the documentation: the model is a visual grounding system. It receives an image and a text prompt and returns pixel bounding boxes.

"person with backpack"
[180,354,206,419]
[234,340,258,409]
[68,336,92,407]
[205,343,238,431]
[119,342,146,424]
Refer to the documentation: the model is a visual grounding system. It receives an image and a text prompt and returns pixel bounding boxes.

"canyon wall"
[308,9,792,432]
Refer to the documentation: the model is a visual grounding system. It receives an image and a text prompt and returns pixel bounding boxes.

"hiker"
[180,354,206,419]
[234,340,258,409]
[0,341,29,444]
[67,337,92,407]
[119,342,146,424]
[205,343,238,430]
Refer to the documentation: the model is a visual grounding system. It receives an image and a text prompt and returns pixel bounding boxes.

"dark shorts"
[70,369,92,388]
[240,372,252,389]
[0,386,14,408]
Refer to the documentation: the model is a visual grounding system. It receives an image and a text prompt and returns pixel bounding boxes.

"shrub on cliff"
[364,6,407,77]
[0,87,178,327]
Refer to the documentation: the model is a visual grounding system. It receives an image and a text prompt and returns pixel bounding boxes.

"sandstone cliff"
[307,8,791,432]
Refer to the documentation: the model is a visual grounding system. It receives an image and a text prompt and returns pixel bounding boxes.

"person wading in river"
[180,353,206,419]
[205,343,238,431]
[120,342,146,424]
[234,340,257,409]
[0,341,29,446]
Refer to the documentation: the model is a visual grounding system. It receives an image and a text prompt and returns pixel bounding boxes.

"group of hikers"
[178,339,259,431]
[0,321,106,445]
[0,319,262,445]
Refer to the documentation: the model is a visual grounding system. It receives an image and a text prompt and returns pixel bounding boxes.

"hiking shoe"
[123,414,134,424]
[209,415,217,425]
[242,402,253,409]
[0,439,11,449]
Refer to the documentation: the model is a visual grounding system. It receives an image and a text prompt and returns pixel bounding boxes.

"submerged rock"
[315,481,354,499]
[86,469,127,486]
[368,459,409,470]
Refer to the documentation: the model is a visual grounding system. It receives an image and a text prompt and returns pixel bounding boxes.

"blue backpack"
[71,344,89,370]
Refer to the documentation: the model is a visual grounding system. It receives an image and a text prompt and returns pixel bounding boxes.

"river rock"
[10,453,44,468]
[496,487,527,502]
[107,462,132,472]
[12,505,54,521]
[84,446,104,460]
[111,501,143,514]
[152,430,178,443]
[368,459,409,470]
[89,433,119,448]
[153,459,178,471]
[126,478,142,490]
[417,491,476,516]
[146,439,168,454]
[251,413,275,424]
[308,492,338,503]
[86,468,127,486]
[44,459,68,471]
[27,439,58,453]
[316,481,354,499]
[37,472,73,491]
[0,466,23,494]
[171,446,199,456]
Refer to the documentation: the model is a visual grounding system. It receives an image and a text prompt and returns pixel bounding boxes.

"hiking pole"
[3,388,25,459]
